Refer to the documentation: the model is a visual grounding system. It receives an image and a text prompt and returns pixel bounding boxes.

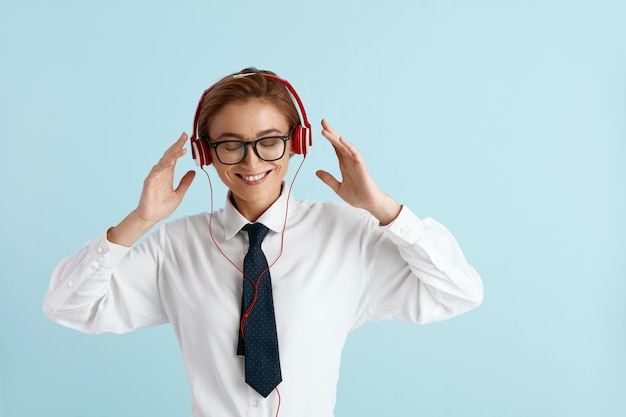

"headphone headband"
[190,72,312,167]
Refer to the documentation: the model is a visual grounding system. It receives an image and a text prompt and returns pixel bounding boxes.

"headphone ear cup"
[200,138,213,166]
[291,125,311,156]
[191,137,212,167]
[291,126,303,154]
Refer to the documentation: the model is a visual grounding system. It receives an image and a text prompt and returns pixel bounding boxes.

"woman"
[44,68,483,417]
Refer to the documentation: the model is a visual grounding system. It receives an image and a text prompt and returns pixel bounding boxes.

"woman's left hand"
[316,119,402,225]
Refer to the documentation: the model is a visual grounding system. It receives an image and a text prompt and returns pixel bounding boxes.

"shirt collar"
[222,184,295,240]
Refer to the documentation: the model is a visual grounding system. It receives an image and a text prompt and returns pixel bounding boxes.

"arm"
[43,230,167,333]
[43,133,195,333]
[316,120,482,324]
[363,206,483,324]
[108,132,195,246]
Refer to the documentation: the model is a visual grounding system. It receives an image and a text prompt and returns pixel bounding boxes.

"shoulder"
[294,198,361,214]
[163,211,211,229]
[157,211,214,242]
[292,198,375,228]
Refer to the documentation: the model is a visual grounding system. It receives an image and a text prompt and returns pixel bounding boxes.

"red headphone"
[189,72,312,167]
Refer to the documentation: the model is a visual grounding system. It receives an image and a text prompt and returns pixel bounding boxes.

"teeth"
[241,172,266,182]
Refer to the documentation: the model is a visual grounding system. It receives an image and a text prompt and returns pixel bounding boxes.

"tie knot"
[243,223,269,248]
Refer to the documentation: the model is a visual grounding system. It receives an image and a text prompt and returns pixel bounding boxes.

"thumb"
[175,170,196,196]
[316,170,341,193]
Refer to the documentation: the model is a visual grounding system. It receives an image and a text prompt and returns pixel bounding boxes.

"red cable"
[275,387,281,417]
[201,156,305,417]
[203,156,305,338]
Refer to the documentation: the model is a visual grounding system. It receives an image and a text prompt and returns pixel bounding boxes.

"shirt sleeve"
[43,229,169,334]
[359,205,483,325]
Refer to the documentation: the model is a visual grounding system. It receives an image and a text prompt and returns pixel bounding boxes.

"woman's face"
[208,99,292,220]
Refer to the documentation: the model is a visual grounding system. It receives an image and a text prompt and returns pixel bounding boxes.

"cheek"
[278,161,290,177]
[212,164,233,184]
[279,153,291,169]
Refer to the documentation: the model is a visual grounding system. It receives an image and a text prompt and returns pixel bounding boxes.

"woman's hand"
[108,133,196,246]
[316,119,401,225]
[135,132,196,223]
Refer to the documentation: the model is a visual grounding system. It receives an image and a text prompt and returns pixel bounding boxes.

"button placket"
[246,387,272,416]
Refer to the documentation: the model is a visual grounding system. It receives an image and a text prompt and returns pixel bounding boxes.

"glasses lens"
[256,137,286,161]
[215,141,245,164]
[213,137,287,164]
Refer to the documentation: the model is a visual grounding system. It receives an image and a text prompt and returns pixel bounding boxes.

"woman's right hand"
[135,132,196,223]
[108,133,196,247]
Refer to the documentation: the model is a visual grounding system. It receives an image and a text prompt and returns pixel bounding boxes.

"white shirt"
[43,190,483,417]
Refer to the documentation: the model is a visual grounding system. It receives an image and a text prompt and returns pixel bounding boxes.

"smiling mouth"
[238,171,270,183]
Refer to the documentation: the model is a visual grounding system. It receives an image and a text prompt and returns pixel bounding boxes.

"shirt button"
[67,280,75,288]
[252,400,260,407]
[97,246,104,254]
[399,226,408,235]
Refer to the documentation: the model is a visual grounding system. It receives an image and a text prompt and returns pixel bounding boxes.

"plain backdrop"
[1,0,624,416]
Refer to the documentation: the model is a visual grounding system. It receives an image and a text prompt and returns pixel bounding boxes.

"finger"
[175,170,196,196]
[321,128,348,156]
[321,119,340,137]
[320,119,341,142]
[320,119,356,159]
[324,134,360,166]
[174,131,189,148]
[163,132,189,158]
[336,136,363,162]
[321,118,334,133]
[315,170,341,193]
[158,133,190,167]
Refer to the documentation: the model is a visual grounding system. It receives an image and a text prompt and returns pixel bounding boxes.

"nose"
[240,142,262,166]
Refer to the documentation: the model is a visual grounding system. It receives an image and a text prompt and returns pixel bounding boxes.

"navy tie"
[237,223,282,397]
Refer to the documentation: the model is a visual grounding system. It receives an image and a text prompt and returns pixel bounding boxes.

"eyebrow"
[214,128,285,141]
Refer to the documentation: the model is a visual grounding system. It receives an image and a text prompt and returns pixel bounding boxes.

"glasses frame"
[203,129,293,165]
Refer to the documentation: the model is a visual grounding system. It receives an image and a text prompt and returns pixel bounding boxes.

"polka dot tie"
[236,223,282,397]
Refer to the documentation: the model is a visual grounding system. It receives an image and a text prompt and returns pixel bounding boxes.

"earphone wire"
[275,387,281,417]
[201,155,307,337]
[200,165,293,415]
[201,155,305,273]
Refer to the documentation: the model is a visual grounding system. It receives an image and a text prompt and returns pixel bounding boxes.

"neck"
[230,191,281,223]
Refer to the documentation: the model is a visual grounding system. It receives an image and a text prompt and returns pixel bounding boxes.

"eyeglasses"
[204,130,292,165]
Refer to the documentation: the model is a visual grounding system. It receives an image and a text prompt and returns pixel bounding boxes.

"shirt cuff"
[94,230,132,267]
[381,205,426,246]
[43,231,132,317]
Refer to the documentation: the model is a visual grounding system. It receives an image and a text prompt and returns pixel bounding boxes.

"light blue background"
[1,0,624,416]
